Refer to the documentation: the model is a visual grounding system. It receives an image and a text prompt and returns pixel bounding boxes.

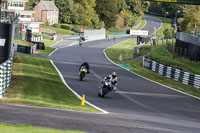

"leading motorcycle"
[79,66,87,81]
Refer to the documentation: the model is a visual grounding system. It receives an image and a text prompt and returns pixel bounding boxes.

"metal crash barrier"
[143,56,200,89]
[0,15,19,98]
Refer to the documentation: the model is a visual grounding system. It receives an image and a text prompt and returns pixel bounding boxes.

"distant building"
[33,0,59,25]
[1,0,34,22]
[1,0,43,33]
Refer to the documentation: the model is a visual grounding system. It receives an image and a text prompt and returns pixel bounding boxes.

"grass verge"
[14,40,35,46]
[139,40,200,75]
[1,54,99,112]
[0,123,86,133]
[37,38,62,56]
[41,25,74,35]
[105,39,137,61]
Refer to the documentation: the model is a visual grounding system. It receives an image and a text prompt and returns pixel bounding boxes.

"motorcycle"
[79,40,83,47]
[98,79,114,97]
[79,66,87,81]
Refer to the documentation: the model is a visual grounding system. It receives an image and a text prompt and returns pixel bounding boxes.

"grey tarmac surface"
[51,35,80,49]
[1,16,200,133]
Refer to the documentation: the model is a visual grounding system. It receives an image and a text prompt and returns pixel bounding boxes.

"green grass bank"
[0,123,86,133]
[38,38,62,56]
[1,54,98,112]
[41,25,74,35]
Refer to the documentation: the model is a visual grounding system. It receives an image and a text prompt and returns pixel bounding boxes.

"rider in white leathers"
[102,72,118,91]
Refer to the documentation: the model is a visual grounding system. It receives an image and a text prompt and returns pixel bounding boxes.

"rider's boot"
[112,87,117,92]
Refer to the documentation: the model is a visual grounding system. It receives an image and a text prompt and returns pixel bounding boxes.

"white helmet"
[112,72,117,77]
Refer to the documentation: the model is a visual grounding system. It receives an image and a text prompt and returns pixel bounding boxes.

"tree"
[126,0,148,17]
[180,5,200,32]
[121,10,132,27]
[125,0,149,27]
[26,0,39,10]
[118,0,128,12]
[164,28,173,39]
[76,0,104,28]
[55,0,79,24]
[96,0,119,29]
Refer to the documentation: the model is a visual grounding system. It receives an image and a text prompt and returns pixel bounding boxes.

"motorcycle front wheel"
[79,72,85,81]
[99,87,107,98]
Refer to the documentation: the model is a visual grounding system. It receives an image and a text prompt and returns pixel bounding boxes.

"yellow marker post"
[80,94,85,105]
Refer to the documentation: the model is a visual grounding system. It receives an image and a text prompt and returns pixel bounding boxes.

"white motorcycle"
[98,79,116,98]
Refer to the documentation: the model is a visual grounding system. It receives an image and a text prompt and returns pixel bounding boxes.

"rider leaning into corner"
[102,72,118,91]
[79,62,90,73]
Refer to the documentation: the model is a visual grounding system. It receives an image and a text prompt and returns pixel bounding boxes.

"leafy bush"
[53,23,62,28]
[73,25,94,30]
[61,24,73,30]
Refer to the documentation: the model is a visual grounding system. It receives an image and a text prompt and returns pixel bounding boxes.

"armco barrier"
[143,56,200,89]
[0,51,14,98]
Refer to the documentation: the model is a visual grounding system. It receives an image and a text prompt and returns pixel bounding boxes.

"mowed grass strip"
[41,25,74,35]
[0,123,86,133]
[37,38,62,56]
[105,39,137,61]
[1,54,98,112]
[150,45,200,74]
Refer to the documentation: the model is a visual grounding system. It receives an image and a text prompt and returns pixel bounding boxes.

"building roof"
[42,1,59,11]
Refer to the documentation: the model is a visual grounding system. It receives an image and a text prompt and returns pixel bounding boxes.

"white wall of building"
[19,13,32,22]
[7,1,25,11]
[30,23,40,33]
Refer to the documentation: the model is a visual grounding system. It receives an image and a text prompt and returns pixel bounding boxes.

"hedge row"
[53,23,73,30]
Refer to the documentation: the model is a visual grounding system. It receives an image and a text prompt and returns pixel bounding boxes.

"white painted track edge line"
[49,38,64,56]
[49,38,63,48]
[50,60,109,114]
[4,103,106,115]
[49,48,58,56]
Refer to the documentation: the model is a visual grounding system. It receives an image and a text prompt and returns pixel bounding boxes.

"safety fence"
[0,51,14,98]
[176,32,200,46]
[84,29,106,41]
[14,43,37,54]
[143,56,200,89]
[110,31,126,35]
[31,35,43,42]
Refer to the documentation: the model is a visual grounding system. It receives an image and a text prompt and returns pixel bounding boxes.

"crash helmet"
[112,72,117,78]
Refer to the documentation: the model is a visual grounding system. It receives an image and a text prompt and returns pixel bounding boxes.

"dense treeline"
[56,0,149,29]
[148,2,200,31]
[28,0,149,29]
[27,0,199,31]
